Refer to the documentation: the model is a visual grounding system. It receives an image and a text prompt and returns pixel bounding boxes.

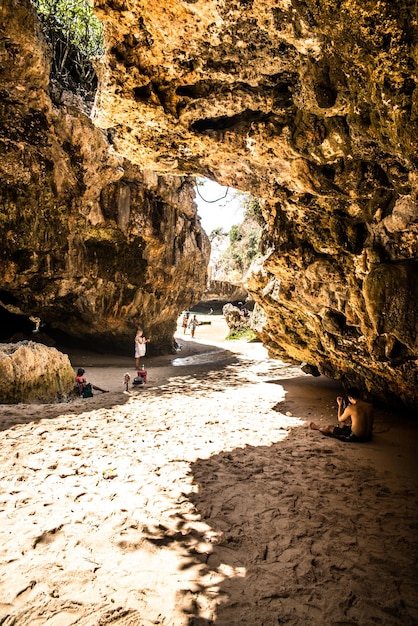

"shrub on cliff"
[31,0,103,98]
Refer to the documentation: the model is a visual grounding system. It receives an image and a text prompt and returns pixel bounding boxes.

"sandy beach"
[0,314,417,625]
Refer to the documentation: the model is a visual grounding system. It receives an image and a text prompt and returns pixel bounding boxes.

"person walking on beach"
[309,387,373,442]
[188,314,199,339]
[134,328,149,370]
[75,368,108,397]
[182,314,188,334]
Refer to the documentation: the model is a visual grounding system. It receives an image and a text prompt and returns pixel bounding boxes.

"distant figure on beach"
[75,368,108,397]
[134,329,149,369]
[188,314,199,338]
[182,314,188,334]
[309,387,373,442]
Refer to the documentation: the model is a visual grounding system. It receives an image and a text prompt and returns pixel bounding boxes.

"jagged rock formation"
[0,0,209,355]
[223,303,252,334]
[205,233,249,303]
[205,280,249,304]
[92,0,418,410]
[0,342,74,403]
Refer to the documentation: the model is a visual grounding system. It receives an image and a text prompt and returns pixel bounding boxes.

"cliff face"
[0,0,209,354]
[91,0,418,410]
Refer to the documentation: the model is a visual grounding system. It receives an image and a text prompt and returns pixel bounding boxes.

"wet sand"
[0,315,417,625]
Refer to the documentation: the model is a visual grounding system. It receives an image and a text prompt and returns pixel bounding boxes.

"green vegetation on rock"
[32,0,103,96]
[220,196,263,279]
[225,329,258,341]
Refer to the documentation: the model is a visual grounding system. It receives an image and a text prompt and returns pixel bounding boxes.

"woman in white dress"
[134,329,149,370]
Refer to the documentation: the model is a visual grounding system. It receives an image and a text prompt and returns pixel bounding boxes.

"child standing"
[134,329,149,370]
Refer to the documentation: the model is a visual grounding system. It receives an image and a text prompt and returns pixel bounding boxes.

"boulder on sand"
[0,341,75,403]
[222,303,251,333]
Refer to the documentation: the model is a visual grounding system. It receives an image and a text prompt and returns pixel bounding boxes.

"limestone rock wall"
[0,0,209,355]
[92,0,418,410]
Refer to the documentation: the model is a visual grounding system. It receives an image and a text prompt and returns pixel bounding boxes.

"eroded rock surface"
[92,0,418,410]
[223,303,251,334]
[0,0,209,355]
[0,341,74,403]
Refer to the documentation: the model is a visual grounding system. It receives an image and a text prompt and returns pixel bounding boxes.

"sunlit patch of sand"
[0,314,417,624]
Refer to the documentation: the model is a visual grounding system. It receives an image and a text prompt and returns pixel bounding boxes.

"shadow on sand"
[143,425,418,625]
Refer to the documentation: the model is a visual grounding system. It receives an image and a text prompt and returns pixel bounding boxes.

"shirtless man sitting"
[309,387,374,442]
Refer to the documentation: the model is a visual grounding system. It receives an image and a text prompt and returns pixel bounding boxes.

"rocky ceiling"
[90,0,418,408]
[1,0,417,410]
[91,0,418,411]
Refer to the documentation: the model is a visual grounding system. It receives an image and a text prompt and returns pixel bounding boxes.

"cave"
[0,0,417,411]
[1,6,418,626]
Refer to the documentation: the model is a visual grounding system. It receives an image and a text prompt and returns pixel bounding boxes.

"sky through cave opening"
[194,177,246,235]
